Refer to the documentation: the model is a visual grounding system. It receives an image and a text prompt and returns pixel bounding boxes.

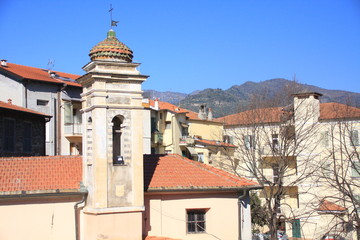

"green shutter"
[351,130,359,146]
[292,219,301,238]
[351,162,360,178]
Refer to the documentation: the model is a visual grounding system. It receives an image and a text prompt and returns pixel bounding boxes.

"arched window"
[112,115,124,165]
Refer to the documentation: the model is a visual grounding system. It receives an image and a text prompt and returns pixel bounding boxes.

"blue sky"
[1,0,359,94]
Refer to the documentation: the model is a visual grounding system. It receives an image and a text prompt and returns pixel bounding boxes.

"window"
[23,122,32,153]
[272,164,279,183]
[244,135,255,150]
[321,131,329,147]
[165,121,171,129]
[272,134,279,152]
[37,99,49,106]
[187,209,206,233]
[112,115,124,165]
[322,162,331,177]
[292,219,301,238]
[197,153,204,163]
[3,118,15,152]
[223,135,233,144]
[151,117,156,133]
[351,161,360,178]
[350,130,359,146]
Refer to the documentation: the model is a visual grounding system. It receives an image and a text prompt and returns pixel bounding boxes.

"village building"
[0,27,260,240]
[0,60,82,155]
[216,92,360,239]
[147,99,236,165]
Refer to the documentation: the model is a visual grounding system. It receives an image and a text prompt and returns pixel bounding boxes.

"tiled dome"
[89,29,133,62]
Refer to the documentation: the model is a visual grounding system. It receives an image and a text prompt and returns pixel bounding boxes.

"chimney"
[292,92,322,123]
[1,60,7,67]
[207,108,213,120]
[7,99,12,104]
[49,71,56,78]
[154,98,159,110]
[198,104,207,120]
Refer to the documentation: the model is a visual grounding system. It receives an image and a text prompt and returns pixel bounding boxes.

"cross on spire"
[109,4,119,28]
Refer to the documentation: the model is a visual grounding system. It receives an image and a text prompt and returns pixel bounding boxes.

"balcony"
[65,123,82,136]
[152,132,163,145]
[179,136,195,146]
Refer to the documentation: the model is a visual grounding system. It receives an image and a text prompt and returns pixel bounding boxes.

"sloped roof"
[0,100,51,118]
[317,200,346,212]
[215,107,283,126]
[216,103,360,126]
[149,99,218,122]
[0,62,81,87]
[144,154,259,192]
[320,102,360,120]
[0,156,82,195]
[149,99,189,114]
[195,139,237,148]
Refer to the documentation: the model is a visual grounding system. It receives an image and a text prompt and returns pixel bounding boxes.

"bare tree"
[312,103,360,239]
[217,86,325,239]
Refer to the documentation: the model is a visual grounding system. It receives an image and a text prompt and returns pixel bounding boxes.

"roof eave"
[0,189,87,199]
[145,185,262,193]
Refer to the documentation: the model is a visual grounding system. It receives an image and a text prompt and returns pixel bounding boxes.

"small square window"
[37,99,49,106]
[187,209,206,233]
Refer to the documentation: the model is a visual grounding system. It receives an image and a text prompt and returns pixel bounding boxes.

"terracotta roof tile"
[0,62,81,87]
[144,154,259,191]
[149,99,217,121]
[215,107,284,125]
[318,200,346,212]
[0,156,82,193]
[216,103,360,125]
[320,102,360,120]
[0,101,51,117]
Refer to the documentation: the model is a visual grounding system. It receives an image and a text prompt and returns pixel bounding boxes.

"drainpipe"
[57,83,67,155]
[74,185,88,240]
[238,189,247,240]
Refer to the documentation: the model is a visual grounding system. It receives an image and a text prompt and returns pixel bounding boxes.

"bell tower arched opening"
[112,115,124,165]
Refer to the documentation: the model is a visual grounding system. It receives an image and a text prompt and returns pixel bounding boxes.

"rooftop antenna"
[109,4,119,29]
[47,59,55,71]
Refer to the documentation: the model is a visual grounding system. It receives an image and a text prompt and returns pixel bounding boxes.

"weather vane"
[109,4,119,28]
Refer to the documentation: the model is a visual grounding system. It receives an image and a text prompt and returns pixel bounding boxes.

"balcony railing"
[152,132,163,144]
[65,123,82,135]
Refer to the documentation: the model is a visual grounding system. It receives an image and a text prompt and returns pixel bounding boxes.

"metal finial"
[109,4,119,28]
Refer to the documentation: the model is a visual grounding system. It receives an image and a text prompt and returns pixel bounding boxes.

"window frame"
[244,134,255,150]
[350,130,359,146]
[351,161,360,178]
[186,209,207,234]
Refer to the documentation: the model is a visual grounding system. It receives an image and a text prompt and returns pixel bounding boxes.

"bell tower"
[77,29,148,240]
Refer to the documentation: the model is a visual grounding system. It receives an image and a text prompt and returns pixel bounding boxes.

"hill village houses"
[0,27,360,240]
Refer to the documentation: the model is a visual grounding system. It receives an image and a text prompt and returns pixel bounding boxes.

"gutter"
[238,189,247,240]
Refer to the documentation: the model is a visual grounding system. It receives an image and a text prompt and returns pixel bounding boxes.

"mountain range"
[144,78,360,118]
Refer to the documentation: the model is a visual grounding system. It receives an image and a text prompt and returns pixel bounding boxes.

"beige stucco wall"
[82,210,143,240]
[0,198,79,240]
[144,192,251,240]
[188,120,223,141]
